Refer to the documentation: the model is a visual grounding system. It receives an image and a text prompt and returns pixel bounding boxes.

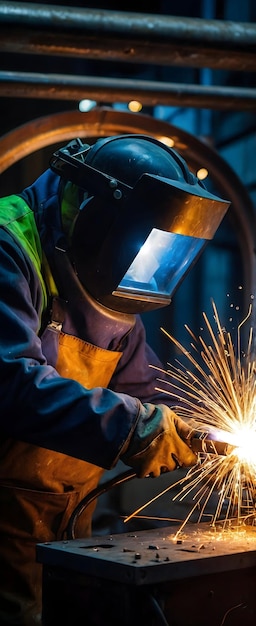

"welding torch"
[66,432,234,539]
[190,431,234,456]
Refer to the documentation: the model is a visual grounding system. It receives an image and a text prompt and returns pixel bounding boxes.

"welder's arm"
[121,403,197,478]
[0,229,196,472]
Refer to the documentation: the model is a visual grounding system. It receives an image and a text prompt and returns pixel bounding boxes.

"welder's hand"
[121,403,197,478]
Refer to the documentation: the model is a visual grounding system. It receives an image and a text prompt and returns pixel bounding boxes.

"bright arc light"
[125,299,256,533]
[231,426,256,465]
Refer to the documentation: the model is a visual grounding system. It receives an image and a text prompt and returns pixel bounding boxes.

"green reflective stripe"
[61,181,80,244]
[42,252,59,298]
[0,195,47,311]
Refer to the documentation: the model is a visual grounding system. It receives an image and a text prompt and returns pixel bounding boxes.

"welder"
[0,133,230,625]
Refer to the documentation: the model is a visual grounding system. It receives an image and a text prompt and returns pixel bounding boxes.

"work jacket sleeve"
[109,315,174,406]
[0,228,141,469]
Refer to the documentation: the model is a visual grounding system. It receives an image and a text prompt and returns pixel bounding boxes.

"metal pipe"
[0,2,256,71]
[0,1,255,44]
[2,30,255,71]
[1,71,256,111]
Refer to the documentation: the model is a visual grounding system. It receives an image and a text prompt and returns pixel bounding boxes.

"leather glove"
[121,403,197,478]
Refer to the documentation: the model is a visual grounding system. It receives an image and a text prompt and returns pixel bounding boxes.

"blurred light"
[128,100,143,112]
[157,135,175,148]
[197,167,209,180]
[79,99,97,112]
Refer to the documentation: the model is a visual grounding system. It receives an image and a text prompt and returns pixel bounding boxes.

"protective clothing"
[122,403,197,477]
[0,166,197,625]
[0,321,120,626]
[50,134,230,314]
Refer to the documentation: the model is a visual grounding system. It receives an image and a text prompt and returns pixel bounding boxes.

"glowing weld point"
[229,426,256,466]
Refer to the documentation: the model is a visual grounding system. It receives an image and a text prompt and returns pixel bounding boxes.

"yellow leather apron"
[0,332,122,626]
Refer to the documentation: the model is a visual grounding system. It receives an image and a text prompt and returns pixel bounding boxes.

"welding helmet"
[50,134,230,314]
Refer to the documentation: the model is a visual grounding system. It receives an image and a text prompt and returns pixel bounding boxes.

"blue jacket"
[0,168,172,469]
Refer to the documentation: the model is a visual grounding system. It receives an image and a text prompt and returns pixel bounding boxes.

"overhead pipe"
[0,1,256,71]
[0,70,256,111]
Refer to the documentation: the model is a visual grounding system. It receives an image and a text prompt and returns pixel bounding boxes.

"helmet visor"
[114,227,206,305]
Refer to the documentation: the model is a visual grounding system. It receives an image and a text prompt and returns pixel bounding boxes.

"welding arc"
[66,469,136,540]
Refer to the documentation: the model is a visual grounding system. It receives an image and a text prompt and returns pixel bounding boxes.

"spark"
[125,299,256,533]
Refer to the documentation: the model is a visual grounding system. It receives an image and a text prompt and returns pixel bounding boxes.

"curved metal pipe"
[0,107,254,320]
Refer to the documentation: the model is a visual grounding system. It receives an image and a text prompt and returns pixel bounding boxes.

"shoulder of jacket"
[0,194,32,226]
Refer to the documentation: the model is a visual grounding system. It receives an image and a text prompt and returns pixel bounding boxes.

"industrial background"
[1,3,256,623]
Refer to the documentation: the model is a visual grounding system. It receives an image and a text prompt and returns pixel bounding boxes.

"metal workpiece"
[37,523,256,585]
[37,523,256,625]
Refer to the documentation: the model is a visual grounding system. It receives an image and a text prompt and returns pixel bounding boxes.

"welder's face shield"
[71,172,230,314]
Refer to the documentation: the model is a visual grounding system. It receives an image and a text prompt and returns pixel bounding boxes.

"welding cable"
[147,594,171,626]
[65,468,136,540]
